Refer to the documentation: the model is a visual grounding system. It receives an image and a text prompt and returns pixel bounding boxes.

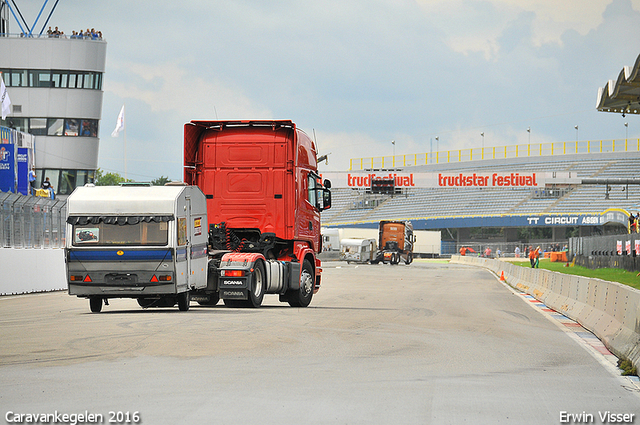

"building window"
[1,117,99,137]
[0,69,103,90]
[47,119,64,136]
[29,118,47,135]
[64,119,79,136]
[36,169,96,195]
[80,119,97,137]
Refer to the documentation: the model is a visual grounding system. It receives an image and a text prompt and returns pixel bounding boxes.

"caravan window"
[70,216,171,246]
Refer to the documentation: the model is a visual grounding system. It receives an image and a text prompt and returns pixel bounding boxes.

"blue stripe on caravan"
[69,249,173,262]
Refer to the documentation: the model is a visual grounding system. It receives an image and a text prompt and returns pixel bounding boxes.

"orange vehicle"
[184,120,331,307]
[372,220,415,265]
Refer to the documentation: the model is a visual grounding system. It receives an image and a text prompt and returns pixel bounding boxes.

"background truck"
[65,185,208,312]
[372,220,415,265]
[184,120,331,307]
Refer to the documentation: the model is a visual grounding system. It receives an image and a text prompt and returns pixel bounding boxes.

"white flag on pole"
[1,74,11,120]
[111,105,125,137]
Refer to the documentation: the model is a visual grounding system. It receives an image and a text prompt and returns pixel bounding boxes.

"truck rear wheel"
[89,297,102,313]
[247,260,265,308]
[286,259,313,307]
[177,291,190,311]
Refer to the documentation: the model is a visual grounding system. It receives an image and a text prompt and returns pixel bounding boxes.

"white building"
[0,4,106,197]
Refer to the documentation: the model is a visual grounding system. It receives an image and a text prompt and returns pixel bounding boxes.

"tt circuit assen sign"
[323,171,555,189]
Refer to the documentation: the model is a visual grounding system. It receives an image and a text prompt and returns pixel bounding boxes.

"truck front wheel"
[405,252,413,265]
[286,259,314,307]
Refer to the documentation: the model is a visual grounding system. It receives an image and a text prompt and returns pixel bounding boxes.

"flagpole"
[124,103,127,181]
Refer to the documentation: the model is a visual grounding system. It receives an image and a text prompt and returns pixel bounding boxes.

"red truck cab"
[184,120,331,307]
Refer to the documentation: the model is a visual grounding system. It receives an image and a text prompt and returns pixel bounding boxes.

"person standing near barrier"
[535,246,541,268]
[514,246,520,258]
[28,167,36,195]
[528,246,535,268]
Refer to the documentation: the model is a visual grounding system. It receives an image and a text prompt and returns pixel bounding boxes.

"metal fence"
[350,138,640,170]
[0,192,67,248]
[570,233,640,271]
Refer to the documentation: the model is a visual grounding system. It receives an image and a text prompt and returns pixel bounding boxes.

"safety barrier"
[451,255,640,374]
[0,192,67,295]
[350,139,640,170]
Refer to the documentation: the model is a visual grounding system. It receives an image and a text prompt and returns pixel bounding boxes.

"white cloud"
[415,0,639,57]
[105,61,272,120]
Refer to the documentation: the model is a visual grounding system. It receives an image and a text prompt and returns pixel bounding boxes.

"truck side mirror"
[324,179,332,189]
[317,188,332,211]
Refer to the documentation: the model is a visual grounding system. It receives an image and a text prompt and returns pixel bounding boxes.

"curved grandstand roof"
[596,53,640,115]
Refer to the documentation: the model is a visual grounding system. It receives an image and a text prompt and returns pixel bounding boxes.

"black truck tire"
[286,259,314,307]
[405,252,413,265]
[247,260,266,308]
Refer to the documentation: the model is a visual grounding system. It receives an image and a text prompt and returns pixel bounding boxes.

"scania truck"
[184,120,331,308]
[372,220,415,265]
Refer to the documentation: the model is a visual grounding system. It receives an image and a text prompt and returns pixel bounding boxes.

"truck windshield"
[72,221,169,246]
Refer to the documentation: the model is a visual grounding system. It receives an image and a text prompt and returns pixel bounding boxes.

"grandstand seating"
[322,151,640,226]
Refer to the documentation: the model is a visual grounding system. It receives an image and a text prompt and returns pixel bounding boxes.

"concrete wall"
[0,248,66,295]
[451,255,640,374]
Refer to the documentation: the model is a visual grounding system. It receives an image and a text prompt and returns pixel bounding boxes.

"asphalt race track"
[1,260,639,425]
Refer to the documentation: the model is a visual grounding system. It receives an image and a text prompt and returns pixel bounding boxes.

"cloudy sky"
[14,0,640,180]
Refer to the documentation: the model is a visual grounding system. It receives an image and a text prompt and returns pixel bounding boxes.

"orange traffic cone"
[500,271,506,281]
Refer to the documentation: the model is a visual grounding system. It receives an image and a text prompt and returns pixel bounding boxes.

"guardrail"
[0,192,66,248]
[451,255,640,375]
[350,139,640,170]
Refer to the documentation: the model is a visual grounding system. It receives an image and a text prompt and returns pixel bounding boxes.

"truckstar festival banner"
[321,171,553,189]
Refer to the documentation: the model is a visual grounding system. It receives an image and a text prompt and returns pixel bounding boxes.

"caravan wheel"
[89,297,103,313]
[177,291,191,311]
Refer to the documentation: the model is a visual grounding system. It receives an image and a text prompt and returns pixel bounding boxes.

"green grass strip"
[508,259,640,290]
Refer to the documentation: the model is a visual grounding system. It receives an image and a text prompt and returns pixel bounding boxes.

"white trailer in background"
[322,227,441,258]
[340,238,377,263]
[414,230,441,257]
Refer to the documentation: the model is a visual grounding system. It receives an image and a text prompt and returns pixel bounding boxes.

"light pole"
[625,122,628,140]
[480,132,484,158]
[392,140,395,167]
[435,136,439,152]
[527,127,530,144]
[574,125,579,142]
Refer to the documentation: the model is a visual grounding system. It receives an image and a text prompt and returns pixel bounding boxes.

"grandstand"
[321,141,640,246]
